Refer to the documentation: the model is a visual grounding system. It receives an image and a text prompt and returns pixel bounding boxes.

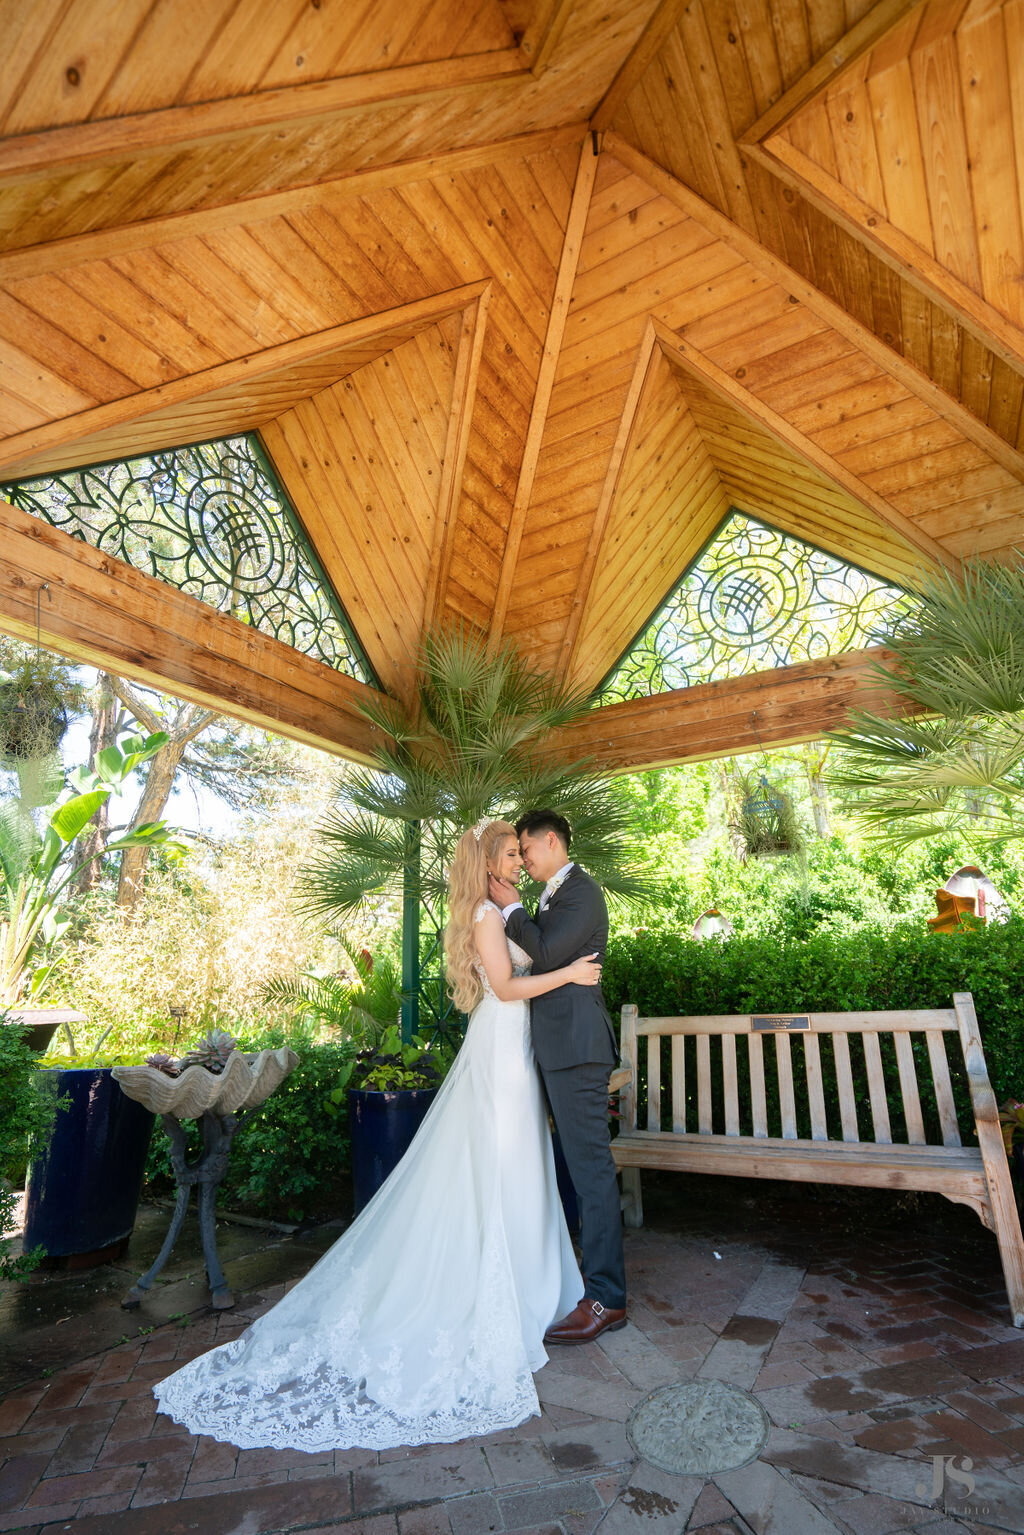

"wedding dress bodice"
[475,899,531,993]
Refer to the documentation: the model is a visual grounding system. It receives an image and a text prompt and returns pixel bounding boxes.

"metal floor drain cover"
[627,1380,769,1476]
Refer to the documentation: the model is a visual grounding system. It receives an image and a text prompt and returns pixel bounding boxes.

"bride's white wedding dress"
[153,903,583,1451]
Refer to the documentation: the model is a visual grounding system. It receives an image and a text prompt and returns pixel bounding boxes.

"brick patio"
[2,1179,1024,1534]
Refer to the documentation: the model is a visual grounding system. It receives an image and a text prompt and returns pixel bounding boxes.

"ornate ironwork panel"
[600,512,913,702]
[2,435,375,684]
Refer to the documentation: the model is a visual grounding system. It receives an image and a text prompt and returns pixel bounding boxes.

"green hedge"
[145,1036,352,1223]
[603,918,1024,1140]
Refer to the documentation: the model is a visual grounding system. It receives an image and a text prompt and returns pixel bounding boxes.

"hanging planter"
[0,618,85,768]
[731,772,804,861]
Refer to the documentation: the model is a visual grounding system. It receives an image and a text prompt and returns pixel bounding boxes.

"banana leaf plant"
[1,731,178,1007]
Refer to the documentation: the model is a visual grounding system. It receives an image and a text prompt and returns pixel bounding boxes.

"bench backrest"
[619,995,988,1149]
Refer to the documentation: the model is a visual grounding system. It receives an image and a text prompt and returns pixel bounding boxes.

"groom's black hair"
[515,809,572,849]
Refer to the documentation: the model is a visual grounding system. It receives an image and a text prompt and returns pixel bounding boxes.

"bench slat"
[894,1031,926,1145]
[722,1034,739,1136]
[619,1004,638,1132]
[804,1033,829,1141]
[697,1035,712,1134]
[748,1033,768,1138]
[671,1035,686,1133]
[647,1034,661,1132]
[633,1010,958,1035]
[832,1032,860,1142]
[863,1033,893,1144]
[926,1029,962,1148]
[775,1032,798,1139]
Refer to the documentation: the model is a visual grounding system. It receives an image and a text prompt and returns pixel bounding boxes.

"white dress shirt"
[500,862,574,922]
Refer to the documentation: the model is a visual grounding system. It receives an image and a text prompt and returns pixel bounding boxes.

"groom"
[488,808,627,1343]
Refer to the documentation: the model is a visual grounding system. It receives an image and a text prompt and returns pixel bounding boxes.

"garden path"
[1,1179,1022,1534]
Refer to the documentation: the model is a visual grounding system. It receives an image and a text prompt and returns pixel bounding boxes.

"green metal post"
[401,821,420,1044]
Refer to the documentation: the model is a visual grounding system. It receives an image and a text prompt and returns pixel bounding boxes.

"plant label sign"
[751,1014,810,1032]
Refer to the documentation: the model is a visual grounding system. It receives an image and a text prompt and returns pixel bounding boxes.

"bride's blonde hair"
[445,819,517,1014]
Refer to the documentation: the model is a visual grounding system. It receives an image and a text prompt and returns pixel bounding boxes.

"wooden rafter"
[0,285,490,479]
[651,318,955,572]
[604,133,1024,484]
[0,498,382,762]
[0,52,527,182]
[558,648,909,772]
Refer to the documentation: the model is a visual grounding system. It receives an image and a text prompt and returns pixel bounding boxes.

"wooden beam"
[424,287,492,631]
[651,318,954,572]
[0,285,488,478]
[604,133,1024,483]
[0,498,384,763]
[739,0,925,144]
[520,0,578,74]
[557,320,662,673]
[491,136,600,640]
[558,648,908,771]
[0,52,526,183]
[591,0,687,131]
[0,125,588,280]
[751,136,1024,376]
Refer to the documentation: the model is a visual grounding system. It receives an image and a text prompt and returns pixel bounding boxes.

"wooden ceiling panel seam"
[604,134,1024,481]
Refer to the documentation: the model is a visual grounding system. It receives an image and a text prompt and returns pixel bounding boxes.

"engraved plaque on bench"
[751,1013,810,1032]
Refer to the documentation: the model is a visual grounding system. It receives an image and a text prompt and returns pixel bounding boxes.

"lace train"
[154,974,582,1450]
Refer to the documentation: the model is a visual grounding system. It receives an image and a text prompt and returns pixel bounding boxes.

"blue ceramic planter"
[24,1067,154,1263]
[348,1087,437,1214]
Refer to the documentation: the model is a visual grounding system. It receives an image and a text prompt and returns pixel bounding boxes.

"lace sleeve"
[474,900,496,924]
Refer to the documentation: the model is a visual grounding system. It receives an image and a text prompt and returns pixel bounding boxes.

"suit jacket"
[505,865,618,1072]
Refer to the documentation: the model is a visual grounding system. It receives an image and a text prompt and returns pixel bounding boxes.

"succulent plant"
[178,1028,238,1076]
[145,1052,181,1078]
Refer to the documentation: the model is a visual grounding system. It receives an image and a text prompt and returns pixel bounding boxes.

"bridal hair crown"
[472,815,495,842]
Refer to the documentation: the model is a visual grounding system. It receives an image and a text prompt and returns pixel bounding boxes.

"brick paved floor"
[2,1179,1023,1533]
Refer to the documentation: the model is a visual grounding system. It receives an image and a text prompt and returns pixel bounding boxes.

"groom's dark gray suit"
[504,866,626,1310]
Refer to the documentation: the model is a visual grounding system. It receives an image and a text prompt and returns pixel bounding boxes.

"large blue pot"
[24,1067,154,1264]
[348,1087,438,1214]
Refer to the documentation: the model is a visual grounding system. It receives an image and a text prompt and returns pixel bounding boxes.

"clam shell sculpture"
[112,1048,299,1119]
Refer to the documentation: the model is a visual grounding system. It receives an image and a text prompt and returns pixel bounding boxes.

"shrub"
[0,1014,65,1278]
[603,917,1024,1136]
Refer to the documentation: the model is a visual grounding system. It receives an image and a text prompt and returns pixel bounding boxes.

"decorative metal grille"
[600,511,912,702]
[2,435,375,684]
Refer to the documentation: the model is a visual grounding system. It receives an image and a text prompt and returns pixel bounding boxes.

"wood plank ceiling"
[0,0,1022,764]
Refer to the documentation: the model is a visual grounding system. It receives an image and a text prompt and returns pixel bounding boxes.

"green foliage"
[325,1025,448,1107]
[828,556,1024,852]
[144,1030,355,1223]
[603,917,1024,1124]
[0,1012,65,1279]
[305,625,650,926]
[265,938,401,1045]
[1,730,179,1006]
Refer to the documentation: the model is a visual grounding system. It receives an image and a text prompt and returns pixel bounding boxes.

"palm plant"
[264,940,402,1046]
[826,557,1024,853]
[302,628,648,1034]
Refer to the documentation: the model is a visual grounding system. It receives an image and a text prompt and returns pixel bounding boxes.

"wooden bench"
[612,991,1024,1328]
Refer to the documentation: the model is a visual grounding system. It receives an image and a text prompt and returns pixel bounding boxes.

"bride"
[153,817,599,1451]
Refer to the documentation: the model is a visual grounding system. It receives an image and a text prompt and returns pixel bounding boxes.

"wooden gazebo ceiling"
[1,0,1023,769]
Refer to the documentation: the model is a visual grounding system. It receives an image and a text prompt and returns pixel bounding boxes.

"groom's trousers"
[541,1060,626,1311]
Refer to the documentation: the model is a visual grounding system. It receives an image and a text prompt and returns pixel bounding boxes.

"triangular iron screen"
[3,434,375,685]
[601,511,911,702]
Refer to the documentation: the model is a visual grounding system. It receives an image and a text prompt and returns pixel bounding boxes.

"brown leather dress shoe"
[544,1297,627,1345]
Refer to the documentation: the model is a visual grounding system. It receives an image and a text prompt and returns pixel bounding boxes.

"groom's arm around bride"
[488,808,627,1344]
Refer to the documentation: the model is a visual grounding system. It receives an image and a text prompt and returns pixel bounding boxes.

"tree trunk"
[803,746,833,839]
[115,738,188,912]
[76,674,119,893]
